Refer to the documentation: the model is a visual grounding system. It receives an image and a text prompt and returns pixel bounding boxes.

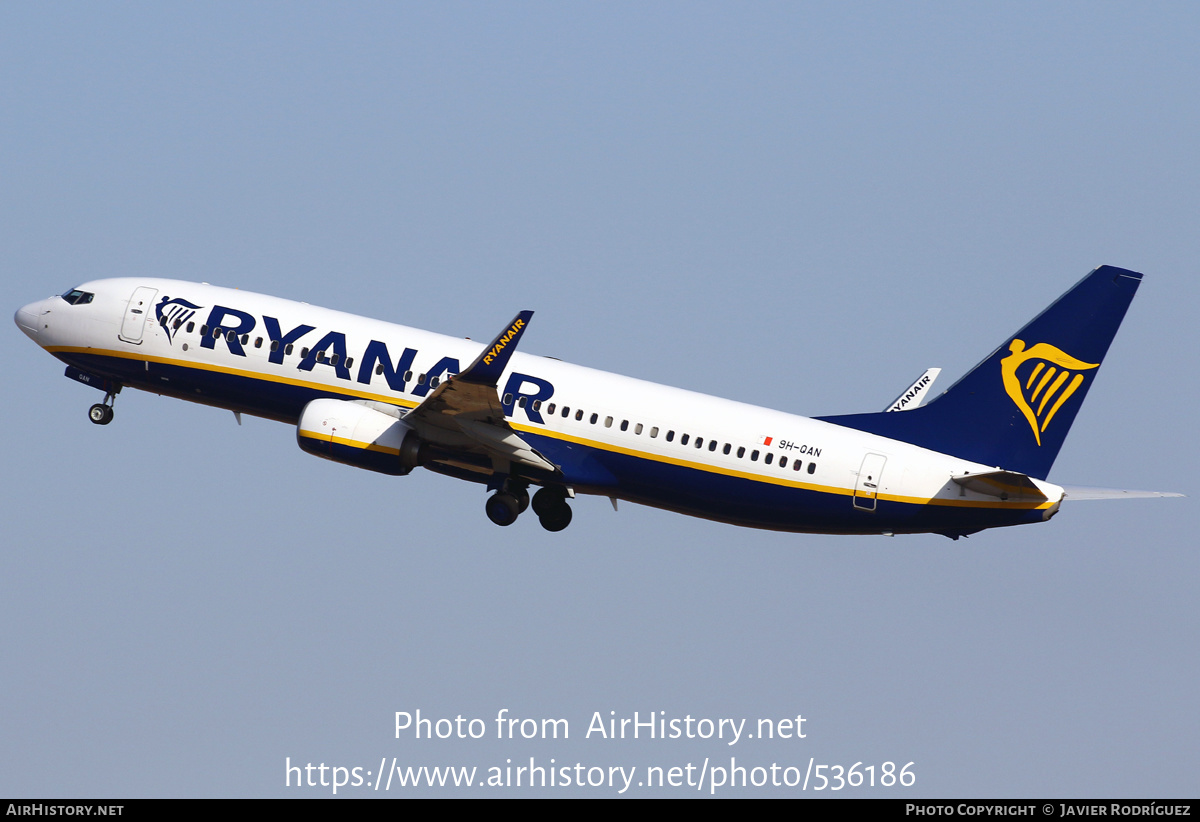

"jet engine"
[297,398,424,476]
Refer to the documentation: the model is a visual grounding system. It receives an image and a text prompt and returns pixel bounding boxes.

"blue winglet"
[456,310,534,387]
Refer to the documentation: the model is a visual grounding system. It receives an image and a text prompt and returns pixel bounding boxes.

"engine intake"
[297,398,424,476]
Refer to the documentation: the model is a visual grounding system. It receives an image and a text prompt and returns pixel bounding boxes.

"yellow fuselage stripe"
[53,345,1054,511]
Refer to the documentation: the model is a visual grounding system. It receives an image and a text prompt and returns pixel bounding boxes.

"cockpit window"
[60,289,94,305]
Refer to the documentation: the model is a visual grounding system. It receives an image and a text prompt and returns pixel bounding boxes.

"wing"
[403,310,558,474]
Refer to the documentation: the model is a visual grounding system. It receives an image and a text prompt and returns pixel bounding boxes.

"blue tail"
[817,265,1142,479]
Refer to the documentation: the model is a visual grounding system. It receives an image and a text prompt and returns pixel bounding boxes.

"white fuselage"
[16,278,1064,535]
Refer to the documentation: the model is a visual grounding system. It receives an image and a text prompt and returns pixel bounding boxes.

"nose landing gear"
[88,391,117,425]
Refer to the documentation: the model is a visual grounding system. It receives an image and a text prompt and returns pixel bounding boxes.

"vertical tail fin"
[817,266,1142,479]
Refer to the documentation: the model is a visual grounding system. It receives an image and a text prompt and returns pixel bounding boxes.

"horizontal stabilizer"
[1060,486,1185,501]
[952,470,1049,501]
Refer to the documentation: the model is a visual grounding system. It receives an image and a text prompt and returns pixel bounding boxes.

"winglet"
[884,367,941,412]
[456,310,534,387]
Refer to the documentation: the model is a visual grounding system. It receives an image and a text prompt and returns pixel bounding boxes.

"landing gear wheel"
[485,492,521,527]
[88,404,113,425]
[538,503,573,532]
[532,486,567,517]
[513,485,530,514]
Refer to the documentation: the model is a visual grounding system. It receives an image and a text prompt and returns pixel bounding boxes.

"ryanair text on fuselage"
[16,265,1180,537]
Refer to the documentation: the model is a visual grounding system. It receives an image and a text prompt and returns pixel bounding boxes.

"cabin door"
[119,287,158,344]
[853,453,887,511]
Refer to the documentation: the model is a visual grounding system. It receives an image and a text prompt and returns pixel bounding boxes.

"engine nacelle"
[297,398,423,476]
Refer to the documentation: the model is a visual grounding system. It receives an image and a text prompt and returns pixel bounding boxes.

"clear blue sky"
[3,2,1196,796]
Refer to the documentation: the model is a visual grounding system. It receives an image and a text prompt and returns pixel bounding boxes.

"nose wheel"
[88,392,117,425]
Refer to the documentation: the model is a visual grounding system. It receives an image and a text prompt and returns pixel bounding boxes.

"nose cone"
[15,301,42,341]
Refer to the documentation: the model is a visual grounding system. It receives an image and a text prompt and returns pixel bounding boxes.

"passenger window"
[562,406,570,418]
[681,434,689,445]
[807,463,816,474]
[605,416,613,428]
[666,430,674,442]
[575,409,583,421]
[214,328,222,338]
[709,441,717,452]
[417,374,426,385]
[723,443,731,455]
[620,420,628,432]
[404,371,413,381]
[376,364,384,375]
[518,396,526,407]
[635,423,643,435]
[793,461,803,472]
[533,400,542,412]
[751,450,759,461]
[780,457,788,469]
[590,413,598,424]
[546,403,556,415]
[173,320,182,330]
[695,438,703,449]
[285,343,294,355]
[737,446,745,458]
[765,453,773,465]
[301,347,309,358]
[241,334,249,345]
[430,376,440,388]
[187,322,195,333]
[200,325,208,336]
[330,353,339,365]
[316,350,326,362]
[254,337,263,348]
[503,393,513,405]
[271,340,279,352]
[345,358,353,368]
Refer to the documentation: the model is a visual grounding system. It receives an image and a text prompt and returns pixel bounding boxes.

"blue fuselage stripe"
[59,350,1044,535]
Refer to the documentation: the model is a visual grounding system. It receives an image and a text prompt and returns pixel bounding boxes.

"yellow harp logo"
[1000,339,1098,446]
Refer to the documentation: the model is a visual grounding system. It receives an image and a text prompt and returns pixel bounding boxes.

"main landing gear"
[485,485,528,527]
[484,482,573,531]
[88,392,117,425]
[532,486,572,532]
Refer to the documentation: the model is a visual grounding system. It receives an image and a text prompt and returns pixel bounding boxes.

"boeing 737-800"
[14,265,1178,537]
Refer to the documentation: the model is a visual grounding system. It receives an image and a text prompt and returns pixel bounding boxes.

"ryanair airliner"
[14,266,1179,537]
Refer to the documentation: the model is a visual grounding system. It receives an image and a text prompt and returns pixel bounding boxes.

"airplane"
[14,265,1180,538]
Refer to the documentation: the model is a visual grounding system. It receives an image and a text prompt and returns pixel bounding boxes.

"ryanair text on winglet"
[483,318,525,366]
